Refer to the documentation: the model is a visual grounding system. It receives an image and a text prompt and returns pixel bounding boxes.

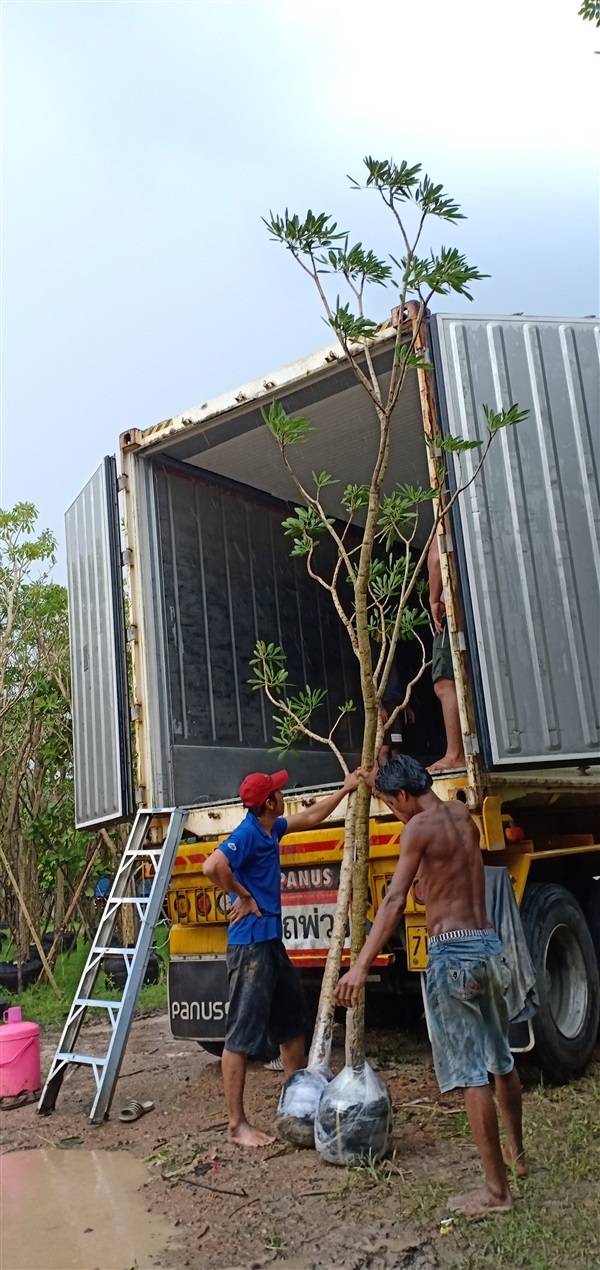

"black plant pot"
[314,1062,393,1164]
[102,951,160,991]
[277,1066,332,1148]
[0,958,43,993]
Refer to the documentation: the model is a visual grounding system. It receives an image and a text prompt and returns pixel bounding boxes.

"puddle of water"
[1,1148,170,1270]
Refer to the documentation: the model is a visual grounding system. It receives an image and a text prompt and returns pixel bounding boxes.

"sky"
[1,0,598,578]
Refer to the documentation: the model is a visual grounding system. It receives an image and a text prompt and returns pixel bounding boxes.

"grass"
[262,1231,287,1253]
[398,1060,600,1268]
[3,923,170,1026]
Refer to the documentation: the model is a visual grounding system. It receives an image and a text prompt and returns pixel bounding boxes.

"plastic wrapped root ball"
[314,1061,393,1165]
[276,1065,333,1147]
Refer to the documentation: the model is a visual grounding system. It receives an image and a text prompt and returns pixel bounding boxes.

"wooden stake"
[42,842,101,972]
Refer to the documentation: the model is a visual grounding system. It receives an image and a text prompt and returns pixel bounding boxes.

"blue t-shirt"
[217,813,288,945]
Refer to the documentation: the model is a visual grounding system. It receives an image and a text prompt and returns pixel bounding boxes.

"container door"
[431,314,600,766]
[65,457,135,827]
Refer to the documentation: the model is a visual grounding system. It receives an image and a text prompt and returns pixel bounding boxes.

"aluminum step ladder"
[38,808,187,1124]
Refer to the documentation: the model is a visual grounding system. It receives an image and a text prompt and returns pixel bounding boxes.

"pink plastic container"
[0,1009,41,1097]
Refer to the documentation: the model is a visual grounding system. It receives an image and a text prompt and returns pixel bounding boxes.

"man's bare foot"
[448,1186,513,1218]
[427,754,466,774]
[503,1148,527,1178]
[227,1120,276,1148]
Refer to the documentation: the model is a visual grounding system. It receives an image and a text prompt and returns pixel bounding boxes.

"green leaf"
[316,241,393,288]
[483,403,529,435]
[579,0,599,25]
[437,434,484,453]
[263,209,347,255]
[329,300,378,343]
[357,157,422,199]
[313,470,338,490]
[404,247,488,301]
[262,400,314,447]
[395,345,434,373]
[414,174,465,222]
[341,483,370,514]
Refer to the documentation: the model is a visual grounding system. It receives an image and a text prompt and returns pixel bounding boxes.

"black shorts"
[432,628,454,683]
[224,938,307,1057]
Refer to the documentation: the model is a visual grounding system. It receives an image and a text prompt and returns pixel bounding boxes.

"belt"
[428,927,493,947]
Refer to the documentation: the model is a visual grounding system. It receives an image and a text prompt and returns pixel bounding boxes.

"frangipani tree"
[251,158,527,1072]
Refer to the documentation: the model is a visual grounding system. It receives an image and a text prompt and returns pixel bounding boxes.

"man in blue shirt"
[203,766,360,1147]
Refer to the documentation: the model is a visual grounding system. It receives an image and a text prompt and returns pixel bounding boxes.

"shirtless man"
[335,755,525,1217]
[427,536,465,773]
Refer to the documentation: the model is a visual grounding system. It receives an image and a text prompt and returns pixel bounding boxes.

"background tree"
[0,505,93,971]
[252,158,526,1070]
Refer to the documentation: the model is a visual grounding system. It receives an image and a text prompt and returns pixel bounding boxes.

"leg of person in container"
[335,756,524,1215]
[427,537,465,774]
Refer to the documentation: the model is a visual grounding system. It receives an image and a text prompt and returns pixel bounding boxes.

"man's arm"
[334,822,426,1007]
[428,537,445,635]
[202,850,261,925]
[285,769,361,833]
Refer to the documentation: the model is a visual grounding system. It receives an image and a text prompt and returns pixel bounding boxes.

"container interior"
[146,347,447,803]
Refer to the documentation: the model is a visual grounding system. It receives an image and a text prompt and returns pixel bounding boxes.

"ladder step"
[37,807,187,1124]
[74,998,123,1010]
[92,947,135,957]
[56,1052,107,1067]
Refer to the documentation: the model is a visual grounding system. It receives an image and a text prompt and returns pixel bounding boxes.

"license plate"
[406,920,429,970]
[281,863,346,953]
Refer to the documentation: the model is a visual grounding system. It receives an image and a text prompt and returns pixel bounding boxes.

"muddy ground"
[2,1013,599,1270]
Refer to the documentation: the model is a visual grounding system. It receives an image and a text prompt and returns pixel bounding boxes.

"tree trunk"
[54,867,65,935]
[16,830,40,962]
[308,793,357,1068]
[345,704,379,1069]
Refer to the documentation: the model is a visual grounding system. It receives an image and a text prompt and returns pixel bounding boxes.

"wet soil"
[0,1014,468,1269]
[3,1013,596,1270]
[2,1148,170,1270]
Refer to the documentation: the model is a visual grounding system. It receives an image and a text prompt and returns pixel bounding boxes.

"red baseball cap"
[239,770,289,807]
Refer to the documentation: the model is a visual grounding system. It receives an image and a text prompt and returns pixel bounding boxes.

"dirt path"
[2,1014,599,1269]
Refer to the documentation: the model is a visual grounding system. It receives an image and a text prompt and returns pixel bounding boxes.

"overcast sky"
[2,0,598,577]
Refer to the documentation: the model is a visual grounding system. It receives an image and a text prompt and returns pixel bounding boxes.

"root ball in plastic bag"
[314,1061,393,1165]
[276,1066,332,1147]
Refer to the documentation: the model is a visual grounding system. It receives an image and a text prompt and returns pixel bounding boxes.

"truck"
[66,310,600,1082]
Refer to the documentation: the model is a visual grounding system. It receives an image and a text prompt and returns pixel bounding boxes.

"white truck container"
[65,310,600,1079]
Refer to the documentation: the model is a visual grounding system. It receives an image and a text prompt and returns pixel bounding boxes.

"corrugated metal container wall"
[152,460,363,803]
[433,315,600,766]
[65,458,134,827]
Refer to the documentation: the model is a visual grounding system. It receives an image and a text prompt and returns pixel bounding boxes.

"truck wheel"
[520,883,600,1082]
[198,1041,224,1058]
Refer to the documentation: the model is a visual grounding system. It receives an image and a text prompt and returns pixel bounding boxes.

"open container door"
[431,314,600,767]
[65,457,135,828]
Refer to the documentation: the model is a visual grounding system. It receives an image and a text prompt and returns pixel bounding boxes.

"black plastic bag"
[314,1061,393,1164]
[276,1065,333,1147]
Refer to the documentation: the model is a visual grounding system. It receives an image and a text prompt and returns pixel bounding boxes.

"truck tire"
[520,883,600,1082]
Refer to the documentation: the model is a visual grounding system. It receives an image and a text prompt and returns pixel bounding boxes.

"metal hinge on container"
[463,733,480,756]
[438,533,454,555]
[122,548,133,567]
[130,703,142,722]
[117,473,128,492]
[454,630,467,651]
[126,626,137,644]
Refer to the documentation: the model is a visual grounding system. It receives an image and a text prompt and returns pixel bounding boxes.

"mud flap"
[168,955,229,1042]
